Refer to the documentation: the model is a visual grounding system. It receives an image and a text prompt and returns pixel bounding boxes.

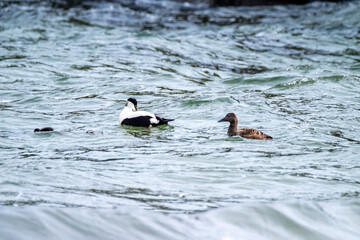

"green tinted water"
[0,1,360,239]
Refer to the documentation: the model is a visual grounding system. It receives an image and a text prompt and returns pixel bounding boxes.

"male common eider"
[34,127,54,132]
[119,98,174,127]
[218,113,272,140]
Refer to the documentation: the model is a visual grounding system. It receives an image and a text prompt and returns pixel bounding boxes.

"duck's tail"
[155,115,175,125]
[264,134,273,140]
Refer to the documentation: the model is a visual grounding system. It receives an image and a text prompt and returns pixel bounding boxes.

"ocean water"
[0,0,360,239]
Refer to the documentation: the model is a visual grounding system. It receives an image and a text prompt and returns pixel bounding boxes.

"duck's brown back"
[238,128,273,140]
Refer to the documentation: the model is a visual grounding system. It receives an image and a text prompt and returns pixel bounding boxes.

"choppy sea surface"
[1,0,360,239]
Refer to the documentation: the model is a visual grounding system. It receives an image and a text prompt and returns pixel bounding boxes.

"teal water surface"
[0,1,360,239]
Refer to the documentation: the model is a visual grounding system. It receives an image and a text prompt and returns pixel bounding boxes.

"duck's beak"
[218,117,227,122]
[135,106,138,111]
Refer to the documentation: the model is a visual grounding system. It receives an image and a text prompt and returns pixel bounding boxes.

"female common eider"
[119,98,174,127]
[218,113,272,140]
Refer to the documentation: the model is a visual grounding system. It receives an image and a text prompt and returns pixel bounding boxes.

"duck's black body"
[119,98,174,127]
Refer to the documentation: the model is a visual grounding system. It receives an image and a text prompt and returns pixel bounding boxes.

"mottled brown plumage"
[218,113,273,140]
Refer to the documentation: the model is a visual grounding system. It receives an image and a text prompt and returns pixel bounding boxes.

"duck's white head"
[125,97,138,111]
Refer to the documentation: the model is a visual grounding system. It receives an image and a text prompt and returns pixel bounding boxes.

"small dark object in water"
[34,127,54,132]
[330,130,360,143]
[218,113,272,140]
[330,131,343,138]
[86,130,95,134]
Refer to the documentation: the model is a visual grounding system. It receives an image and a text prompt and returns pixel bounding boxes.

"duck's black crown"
[127,98,137,106]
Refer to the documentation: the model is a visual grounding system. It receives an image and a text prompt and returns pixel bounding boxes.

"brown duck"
[218,113,273,140]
